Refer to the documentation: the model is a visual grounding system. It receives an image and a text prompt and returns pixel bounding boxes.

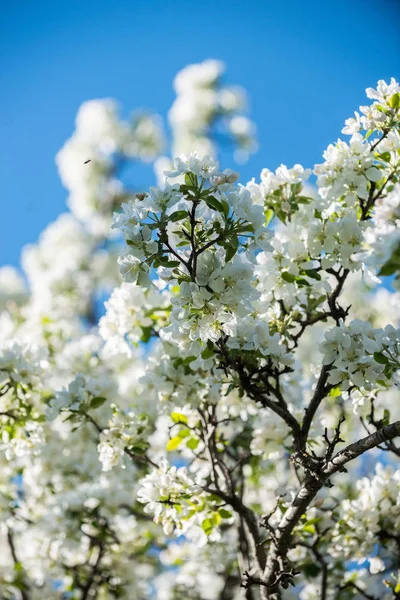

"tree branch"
[216,340,302,443]
[6,528,31,600]
[261,421,400,599]
[324,420,400,477]
[300,365,330,449]
[204,486,267,573]
[80,543,104,600]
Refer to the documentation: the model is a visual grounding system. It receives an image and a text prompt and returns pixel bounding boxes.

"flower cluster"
[246,163,312,222]
[314,133,383,210]
[365,183,400,281]
[168,59,257,161]
[114,153,274,354]
[0,340,46,391]
[21,213,99,318]
[320,319,400,395]
[0,340,47,458]
[332,464,400,568]
[137,458,203,534]
[137,458,232,545]
[99,282,170,356]
[343,78,400,134]
[57,99,164,235]
[50,372,115,421]
[98,409,150,471]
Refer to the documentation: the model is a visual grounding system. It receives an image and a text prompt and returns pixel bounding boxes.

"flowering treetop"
[1,62,400,600]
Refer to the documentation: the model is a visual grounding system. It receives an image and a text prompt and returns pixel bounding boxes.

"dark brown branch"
[323,415,346,462]
[291,311,329,348]
[261,421,400,599]
[204,486,267,572]
[80,544,104,600]
[338,581,379,600]
[324,420,400,476]
[164,240,190,270]
[7,529,31,600]
[300,365,330,449]
[0,411,17,420]
[0,384,11,397]
[216,339,302,443]
[187,198,200,279]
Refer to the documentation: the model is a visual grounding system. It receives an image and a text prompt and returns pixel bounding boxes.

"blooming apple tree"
[1,61,400,600]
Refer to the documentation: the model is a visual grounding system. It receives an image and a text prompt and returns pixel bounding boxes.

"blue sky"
[1,0,399,267]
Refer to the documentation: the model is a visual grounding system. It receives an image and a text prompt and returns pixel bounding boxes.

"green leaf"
[304,517,322,526]
[187,437,200,450]
[308,296,326,311]
[201,346,215,359]
[374,352,389,365]
[184,173,197,187]
[171,412,188,425]
[377,151,391,163]
[169,210,188,222]
[296,277,311,286]
[201,518,213,536]
[166,436,183,451]
[205,195,224,213]
[141,326,153,343]
[177,428,191,439]
[130,445,147,455]
[182,355,196,365]
[71,423,84,433]
[212,512,221,525]
[303,269,321,281]
[218,508,233,519]
[12,580,29,592]
[281,271,296,283]
[379,260,398,277]
[383,408,391,425]
[221,200,230,219]
[90,397,107,409]
[276,209,287,223]
[265,208,274,225]
[63,413,77,423]
[157,254,172,265]
[225,236,239,263]
[224,383,236,396]
[329,387,342,398]
[303,563,321,577]
[389,92,400,110]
